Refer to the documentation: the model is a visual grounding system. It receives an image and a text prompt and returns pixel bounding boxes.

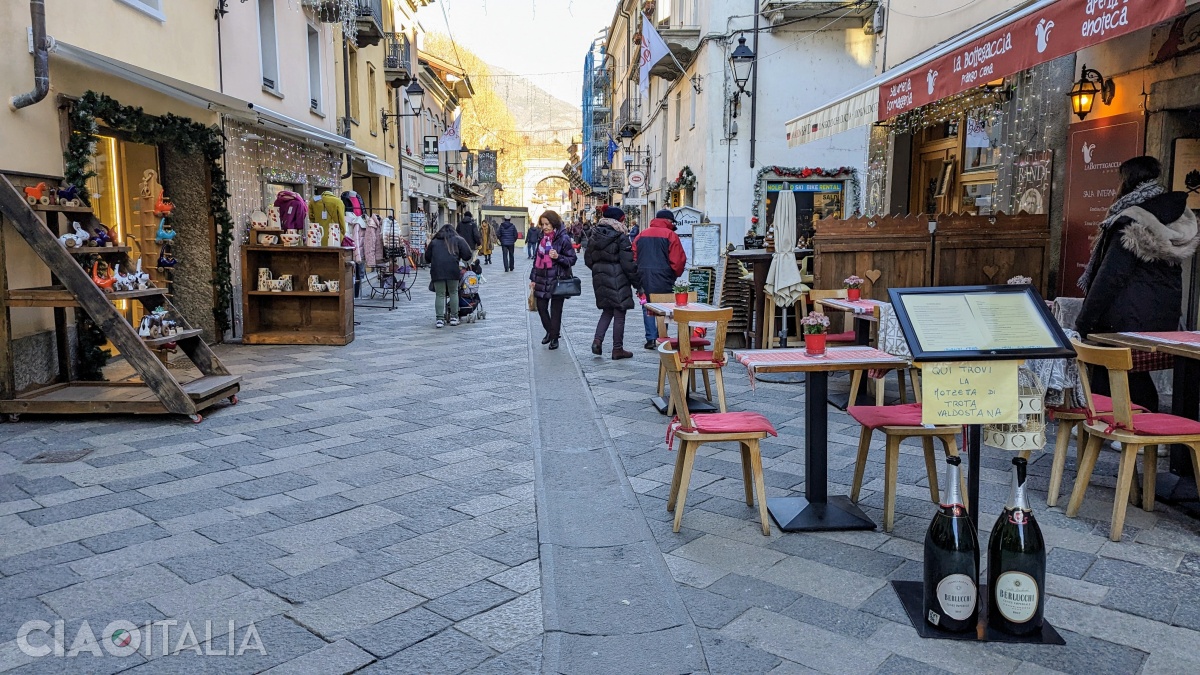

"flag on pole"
[639,15,672,94]
[438,110,462,152]
[606,134,618,164]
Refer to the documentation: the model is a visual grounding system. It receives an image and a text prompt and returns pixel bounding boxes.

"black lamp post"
[730,35,755,95]
[381,80,426,235]
[1068,64,1115,121]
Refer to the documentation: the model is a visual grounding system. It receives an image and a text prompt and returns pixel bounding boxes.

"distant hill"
[485,65,580,156]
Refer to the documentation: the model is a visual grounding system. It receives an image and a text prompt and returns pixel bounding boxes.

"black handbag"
[550,275,582,298]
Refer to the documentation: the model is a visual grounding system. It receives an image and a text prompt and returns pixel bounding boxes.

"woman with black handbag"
[529,210,578,350]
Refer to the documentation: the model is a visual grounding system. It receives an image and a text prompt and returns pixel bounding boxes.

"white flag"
[639,15,672,94]
[438,110,462,152]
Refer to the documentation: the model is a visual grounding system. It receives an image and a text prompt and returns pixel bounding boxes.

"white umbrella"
[763,186,807,347]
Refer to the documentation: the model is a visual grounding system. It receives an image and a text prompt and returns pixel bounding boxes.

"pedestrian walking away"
[1075,155,1200,411]
[497,216,520,272]
[529,210,577,350]
[424,222,474,328]
[525,223,540,259]
[457,212,482,257]
[479,218,498,265]
[586,208,637,360]
[632,209,687,349]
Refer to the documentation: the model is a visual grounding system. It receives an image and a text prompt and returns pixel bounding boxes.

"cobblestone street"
[1,255,1200,673]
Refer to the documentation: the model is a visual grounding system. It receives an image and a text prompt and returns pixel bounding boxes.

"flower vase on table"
[801,311,830,357]
[844,275,864,302]
[673,284,690,307]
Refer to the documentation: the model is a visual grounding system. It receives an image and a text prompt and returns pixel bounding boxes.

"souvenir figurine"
[155,218,176,243]
[133,259,150,289]
[91,261,115,292]
[157,244,177,269]
[111,264,132,292]
[55,184,82,207]
[58,222,89,248]
[23,183,50,206]
[90,226,112,248]
[153,193,174,217]
[138,315,153,338]
[139,169,161,201]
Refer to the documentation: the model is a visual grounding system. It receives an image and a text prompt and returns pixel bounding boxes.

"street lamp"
[1068,64,1114,121]
[381,79,426,236]
[730,35,755,95]
[619,128,635,154]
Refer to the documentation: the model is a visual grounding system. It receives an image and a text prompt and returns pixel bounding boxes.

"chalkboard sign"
[689,268,714,304]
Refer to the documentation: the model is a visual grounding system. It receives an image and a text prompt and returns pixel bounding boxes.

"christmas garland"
[667,165,697,193]
[750,166,861,231]
[63,92,235,353]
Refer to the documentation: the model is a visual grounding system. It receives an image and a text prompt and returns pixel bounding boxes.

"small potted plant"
[801,311,830,357]
[673,283,691,306]
[843,275,865,301]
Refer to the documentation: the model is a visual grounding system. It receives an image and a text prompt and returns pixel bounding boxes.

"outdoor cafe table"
[734,346,908,531]
[645,301,721,414]
[1089,331,1200,476]
[815,298,887,408]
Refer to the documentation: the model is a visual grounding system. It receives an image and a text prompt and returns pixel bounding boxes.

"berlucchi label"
[935,574,977,621]
[994,571,1039,622]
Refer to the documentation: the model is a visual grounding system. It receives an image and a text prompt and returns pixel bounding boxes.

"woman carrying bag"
[529,210,577,350]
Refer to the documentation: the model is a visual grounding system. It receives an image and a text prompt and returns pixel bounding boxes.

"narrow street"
[0,252,1198,673]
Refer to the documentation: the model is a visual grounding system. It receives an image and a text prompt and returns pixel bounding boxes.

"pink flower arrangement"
[843,275,865,289]
[800,311,830,334]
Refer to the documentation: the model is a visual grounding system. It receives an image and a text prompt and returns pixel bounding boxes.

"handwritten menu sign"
[1061,112,1144,297]
[922,361,1020,425]
[692,224,721,267]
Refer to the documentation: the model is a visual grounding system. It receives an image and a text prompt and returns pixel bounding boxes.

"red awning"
[879,0,1185,120]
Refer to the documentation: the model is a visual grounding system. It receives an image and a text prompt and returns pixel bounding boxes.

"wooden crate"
[933,212,1051,294]
[242,246,354,345]
[813,214,933,301]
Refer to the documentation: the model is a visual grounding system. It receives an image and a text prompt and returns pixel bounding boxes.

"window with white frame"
[307,26,322,113]
[115,0,164,22]
[258,0,280,92]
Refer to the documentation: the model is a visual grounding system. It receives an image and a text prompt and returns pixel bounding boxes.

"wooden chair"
[659,343,776,535]
[848,399,964,532]
[1044,387,1147,507]
[673,307,733,414]
[649,292,712,404]
[1065,339,1200,541]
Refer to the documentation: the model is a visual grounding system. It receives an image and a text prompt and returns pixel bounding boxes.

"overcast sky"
[427,0,618,106]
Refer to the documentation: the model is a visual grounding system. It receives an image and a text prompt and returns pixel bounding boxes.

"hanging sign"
[922,361,1020,425]
[879,0,1184,119]
[627,170,647,189]
[1061,112,1144,297]
[478,150,497,183]
[423,136,439,174]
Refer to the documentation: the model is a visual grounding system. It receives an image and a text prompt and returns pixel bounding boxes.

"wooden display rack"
[0,176,240,422]
[242,245,354,345]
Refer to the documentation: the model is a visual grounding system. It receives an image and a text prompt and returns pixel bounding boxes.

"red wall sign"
[879,0,1185,120]
[1060,112,1145,297]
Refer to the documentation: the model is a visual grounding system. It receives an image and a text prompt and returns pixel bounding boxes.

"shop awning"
[786,0,1185,146]
[54,41,354,151]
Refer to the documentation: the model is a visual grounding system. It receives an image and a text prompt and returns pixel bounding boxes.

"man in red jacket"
[633,209,687,349]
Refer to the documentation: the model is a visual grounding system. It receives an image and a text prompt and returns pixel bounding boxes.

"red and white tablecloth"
[734,347,903,387]
[645,302,718,318]
[819,298,884,315]
[1123,331,1200,345]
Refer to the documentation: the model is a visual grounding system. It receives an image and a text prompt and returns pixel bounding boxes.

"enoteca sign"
[879,0,1185,119]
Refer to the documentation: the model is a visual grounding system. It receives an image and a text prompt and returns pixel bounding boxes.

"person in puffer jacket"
[273,191,308,231]
[633,209,687,349]
[529,210,577,350]
[585,211,638,360]
[496,217,520,272]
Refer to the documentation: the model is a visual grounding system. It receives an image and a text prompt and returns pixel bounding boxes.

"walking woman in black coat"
[585,208,637,359]
[1077,156,1200,410]
[529,210,577,350]
[424,223,473,328]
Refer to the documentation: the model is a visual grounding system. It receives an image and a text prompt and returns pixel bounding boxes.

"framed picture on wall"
[934,159,956,198]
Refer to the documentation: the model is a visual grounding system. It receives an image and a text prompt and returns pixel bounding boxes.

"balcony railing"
[384,32,411,83]
[618,99,641,132]
[355,0,384,47]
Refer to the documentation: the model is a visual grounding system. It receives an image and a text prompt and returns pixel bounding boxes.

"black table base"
[892,581,1065,644]
[651,395,718,415]
[767,495,875,531]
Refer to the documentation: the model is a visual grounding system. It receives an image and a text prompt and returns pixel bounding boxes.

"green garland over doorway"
[62,91,235,350]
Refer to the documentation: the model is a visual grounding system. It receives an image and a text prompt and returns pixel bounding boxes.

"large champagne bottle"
[987,456,1046,635]
[923,455,979,632]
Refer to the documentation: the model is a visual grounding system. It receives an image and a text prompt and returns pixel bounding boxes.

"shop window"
[115,0,164,22]
[368,65,378,136]
[959,181,995,216]
[258,0,280,93]
[963,108,1001,171]
[348,47,360,123]
[307,26,322,114]
[763,181,845,246]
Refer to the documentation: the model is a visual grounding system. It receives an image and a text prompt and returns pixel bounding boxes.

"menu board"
[688,268,714,304]
[1061,112,1145,297]
[1013,150,1052,215]
[889,286,1074,361]
[692,224,721,268]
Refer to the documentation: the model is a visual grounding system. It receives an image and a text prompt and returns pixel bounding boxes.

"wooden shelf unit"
[242,245,354,345]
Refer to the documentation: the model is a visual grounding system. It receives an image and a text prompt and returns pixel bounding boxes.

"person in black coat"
[529,210,577,350]
[1077,156,1200,411]
[496,217,520,272]
[424,223,473,327]
[456,213,481,253]
[586,214,638,359]
[525,223,540,260]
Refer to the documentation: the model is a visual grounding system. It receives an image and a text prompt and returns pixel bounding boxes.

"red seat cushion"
[1094,413,1200,437]
[827,330,857,343]
[848,403,926,429]
[658,336,712,349]
[1050,394,1148,416]
[688,412,777,436]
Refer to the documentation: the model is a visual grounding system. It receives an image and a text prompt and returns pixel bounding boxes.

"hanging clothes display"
[345,213,365,263]
[340,190,364,217]
[362,214,384,266]
[273,191,308,231]
[309,191,345,246]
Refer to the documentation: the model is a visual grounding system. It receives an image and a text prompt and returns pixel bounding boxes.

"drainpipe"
[11,0,50,111]
[748,4,759,168]
[341,33,353,179]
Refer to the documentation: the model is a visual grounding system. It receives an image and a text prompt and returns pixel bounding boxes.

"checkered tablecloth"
[645,302,719,319]
[1125,331,1200,345]
[734,347,903,387]
[820,298,884,315]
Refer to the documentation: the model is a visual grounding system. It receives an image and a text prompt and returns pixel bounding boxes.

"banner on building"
[438,111,462,152]
[1061,112,1144,297]
[423,136,439,175]
[478,150,497,183]
[639,15,672,94]
[879,0,1184,119]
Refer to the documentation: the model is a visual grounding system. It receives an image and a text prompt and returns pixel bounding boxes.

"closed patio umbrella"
[763,186,806,345]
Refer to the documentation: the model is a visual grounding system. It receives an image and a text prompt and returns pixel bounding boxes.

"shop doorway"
[1149,108,1200,329]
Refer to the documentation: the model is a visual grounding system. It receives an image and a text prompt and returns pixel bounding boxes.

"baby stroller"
[458,260,487,323]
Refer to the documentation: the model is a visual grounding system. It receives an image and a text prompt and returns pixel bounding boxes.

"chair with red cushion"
[650,292,711,403]
[1045,391,1147,507]
[667,307,733,414]
[808,289,859,345]
[660,343,776,535]
[1065,340,1200,541]
[848,402,964,532]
